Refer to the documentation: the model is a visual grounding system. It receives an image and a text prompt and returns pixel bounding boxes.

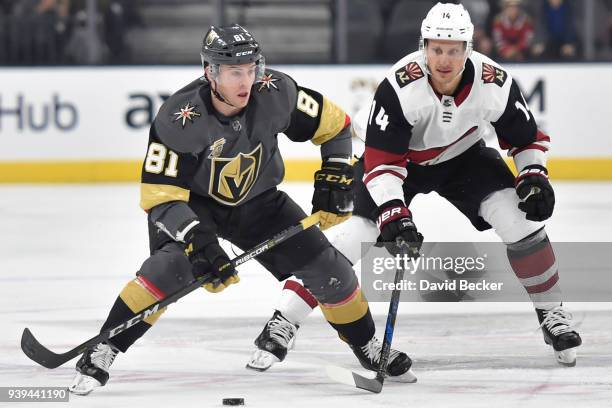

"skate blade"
[246,349,280,372]
[68,372,102,396]
[555,348,577,367]
[288,336,296,351]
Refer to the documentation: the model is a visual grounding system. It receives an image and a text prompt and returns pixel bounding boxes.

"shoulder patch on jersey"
[256,72,281,92]
[395,62,425,88]
[172,101,202,128]
[154,78,210,154]
[482,63,507,87]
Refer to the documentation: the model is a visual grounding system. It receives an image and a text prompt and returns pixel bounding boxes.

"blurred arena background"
[0,0,610,182]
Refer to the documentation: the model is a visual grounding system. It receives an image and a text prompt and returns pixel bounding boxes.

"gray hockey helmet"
[201,24,265,80]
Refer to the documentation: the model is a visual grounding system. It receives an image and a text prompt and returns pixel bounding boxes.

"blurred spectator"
[462,0,494,55]
[0,0,12,15]
[609,4,612,53]
[594,0,612,58]
[532,0,579,60]
[66,0,140,64]
[10,0,70,63]
[492,0,534,61]
[64,8,106,64]
[101,0,141,63]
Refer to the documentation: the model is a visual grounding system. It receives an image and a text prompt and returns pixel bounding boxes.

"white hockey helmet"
[419,3,474,71]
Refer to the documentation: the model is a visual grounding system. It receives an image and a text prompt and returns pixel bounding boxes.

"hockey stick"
[326,245,416,393]
[21,212,321,369]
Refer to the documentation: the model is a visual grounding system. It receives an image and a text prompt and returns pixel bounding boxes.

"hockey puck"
[222,398,245,406]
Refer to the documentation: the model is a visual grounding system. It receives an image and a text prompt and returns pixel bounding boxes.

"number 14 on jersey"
[368,100,390,131]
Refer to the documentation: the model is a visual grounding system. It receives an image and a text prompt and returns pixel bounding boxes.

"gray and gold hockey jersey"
[139,69,350,212]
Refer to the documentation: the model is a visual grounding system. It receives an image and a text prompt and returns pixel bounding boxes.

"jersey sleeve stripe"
[311,97,349,145]
[363,145,407,173]
[536,129,551,142]
[140,183,190,211]
[363,167,406,185]
[510,143,549,156]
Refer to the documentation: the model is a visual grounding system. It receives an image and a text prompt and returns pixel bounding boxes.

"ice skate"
[69,342,119,395]
[246,311,298,371]
[350,336,417,383]
[537,306,582,367]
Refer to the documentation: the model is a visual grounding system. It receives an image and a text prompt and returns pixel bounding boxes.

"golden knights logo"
[205,30,219,46]
[209,144,262,205]
[482,63,507,87]
[395,62,424,88]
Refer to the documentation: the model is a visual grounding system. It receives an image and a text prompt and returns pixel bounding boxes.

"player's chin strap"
[210,80,238,109]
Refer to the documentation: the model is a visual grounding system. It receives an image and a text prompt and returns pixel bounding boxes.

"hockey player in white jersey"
[247,2,582,372]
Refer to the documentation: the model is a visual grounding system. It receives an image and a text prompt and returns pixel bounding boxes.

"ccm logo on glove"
[314,173,353,185]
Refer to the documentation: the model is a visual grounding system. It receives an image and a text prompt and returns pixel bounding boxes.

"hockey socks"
[99,276,167,352]
[320,285,375,347]
[276,279,318,325]
[279,279,375,347]
[507,228,562,309]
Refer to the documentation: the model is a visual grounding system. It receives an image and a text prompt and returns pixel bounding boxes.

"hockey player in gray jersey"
[248,2,581,372]
[68,24,415,395]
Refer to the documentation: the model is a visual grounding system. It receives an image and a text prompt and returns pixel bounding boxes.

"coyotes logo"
[395,62,424,88]
[209,144,262,205]
[482,63,507,87]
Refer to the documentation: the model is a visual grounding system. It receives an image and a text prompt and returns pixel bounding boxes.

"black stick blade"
[21,328,77,369]
[22,328,57,368]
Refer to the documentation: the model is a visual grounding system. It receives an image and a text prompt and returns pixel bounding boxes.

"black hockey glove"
[186,234,239,293]
[312,159,354,230]
[515,165,555,222]
[376,200,423,258]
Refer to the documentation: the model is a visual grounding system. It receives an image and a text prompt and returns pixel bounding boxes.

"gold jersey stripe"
[319,288,369,325]
[119,280,166,325]
[311,97,347,146]
[140,183,190,211]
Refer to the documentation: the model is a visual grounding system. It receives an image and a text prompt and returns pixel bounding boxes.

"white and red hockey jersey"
[363,50,550,207]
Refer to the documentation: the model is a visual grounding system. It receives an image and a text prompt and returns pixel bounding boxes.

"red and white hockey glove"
[376,200,423,257]
[515,165,555,222]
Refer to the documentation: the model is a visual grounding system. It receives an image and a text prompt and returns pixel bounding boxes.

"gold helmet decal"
[205,30,219,46]
[209,144,263,205]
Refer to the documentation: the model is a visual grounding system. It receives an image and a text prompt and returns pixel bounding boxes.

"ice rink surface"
[1,181,611,407]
